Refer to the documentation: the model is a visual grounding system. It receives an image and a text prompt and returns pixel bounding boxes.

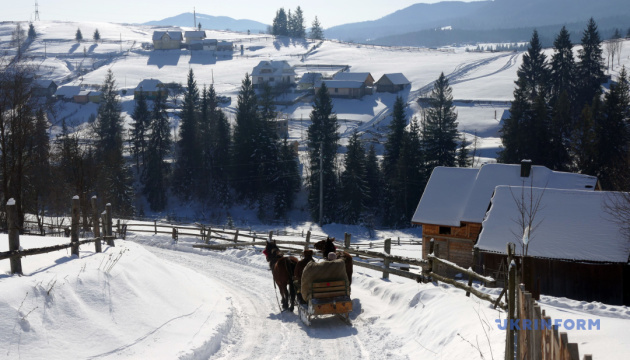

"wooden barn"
[333,72,375,87]
[33,79,58,98]
[134,79,168,100]
[411,162,599,274]
[475,186,630,305]
[314,80,367,99]
[152,31,183,50]
[376,73,410,93]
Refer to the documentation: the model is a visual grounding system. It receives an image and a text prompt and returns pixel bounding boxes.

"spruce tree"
[75,28,83,42]
[339,131,368,224]
[272,8,289,36]
[231,74,261,201]
[93,29,101,42]
[595,67,630,189]
[208,85,231,205]
[576,18,606,107]
[291,6,306,38]
[173,68,200,200]
[364,144,382,213]
[382,96,407,178]
[143,91,171,211]
[307,83,339,224]
[456,134,471,167]
[95,69,134,215]
[130,90,149,171]
[517,30,549,101]
[548,91,572,170]
[27,23,36,39]
[273,136,300,218]
[422,72,459,168]
[309,17,324,40]
[499,77,529,164]
[550,26,576,103]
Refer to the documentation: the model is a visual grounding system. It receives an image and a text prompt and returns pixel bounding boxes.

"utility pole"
[194,7,197,29]
[34,1,40,21]
[319,142,323,226]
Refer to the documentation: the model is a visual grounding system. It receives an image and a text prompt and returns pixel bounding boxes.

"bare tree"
[10,23,26,58]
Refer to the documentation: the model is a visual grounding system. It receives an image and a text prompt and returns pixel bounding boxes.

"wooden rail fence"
[1,196,114,274]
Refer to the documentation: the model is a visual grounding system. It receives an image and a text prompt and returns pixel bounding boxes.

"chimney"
[520,159,532,178]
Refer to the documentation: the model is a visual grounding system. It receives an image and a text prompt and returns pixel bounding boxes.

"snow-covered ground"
[1,228,629,359]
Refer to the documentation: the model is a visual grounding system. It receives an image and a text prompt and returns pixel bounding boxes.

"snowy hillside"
[5,20,630,162]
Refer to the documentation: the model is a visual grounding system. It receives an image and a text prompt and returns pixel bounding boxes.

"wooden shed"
[33,79,58,98]
[73,90,90,104]
[411,163,599,275]
[376,73,410,93]
[314,80,367,99]
[475,187,630,305]
[134,79,168,100]
[333,72,375,87]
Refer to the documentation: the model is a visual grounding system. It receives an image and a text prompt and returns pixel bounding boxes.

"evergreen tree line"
[467,43,529,53]
[499,18,630,191]
[307,73,465,228]
[270,7,324,40]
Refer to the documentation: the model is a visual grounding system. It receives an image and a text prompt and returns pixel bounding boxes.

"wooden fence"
[1,196,114,274]
[514,285,592,360]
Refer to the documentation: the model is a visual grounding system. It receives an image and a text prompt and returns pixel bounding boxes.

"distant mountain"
[325,0,630,45]
[143,13,268,33]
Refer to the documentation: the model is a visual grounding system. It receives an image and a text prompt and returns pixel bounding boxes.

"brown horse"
[314,237,353,288]
[264,240,298,312]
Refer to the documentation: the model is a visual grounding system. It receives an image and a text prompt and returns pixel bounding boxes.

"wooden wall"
[481,252,629,305]
[422,222,482,276]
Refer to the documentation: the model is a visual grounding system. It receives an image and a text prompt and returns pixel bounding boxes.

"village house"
[376,73,411,93]
[73,90,90,104]
[88,91,102,103]
[184,30,206,44]
[216,41,233,52]
[251,60,296,89]
[411,162,599,273]
[475,186,630,305]
[33,79,58,98]
[333,72,375,87]
[314,80,367,99]
[134,79,168,100]
[54,85,81,101]
[202,39,218,51]
[152,31,183,50]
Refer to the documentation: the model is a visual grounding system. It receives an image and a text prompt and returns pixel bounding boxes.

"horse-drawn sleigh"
[264,237,353,326]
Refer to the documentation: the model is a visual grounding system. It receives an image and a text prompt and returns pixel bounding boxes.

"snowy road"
[143,245,409,360]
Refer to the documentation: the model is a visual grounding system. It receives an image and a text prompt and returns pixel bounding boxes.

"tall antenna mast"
[194,7,197,28]
[34,1,40,21]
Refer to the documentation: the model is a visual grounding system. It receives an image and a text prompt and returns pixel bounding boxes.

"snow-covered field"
[1,229,629,359]
[6,20,629,161]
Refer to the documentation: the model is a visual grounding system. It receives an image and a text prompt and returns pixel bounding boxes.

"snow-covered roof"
[54,85,81,98]
[299,73,322,84]
[135,79,164,92]
[412,164,598,227]
[152,31,183,41]
[333,72,373,83]
[476,187,629,263]
[251,60,295,76]
[33,79,56,88]
[316,80,365,89]
[378,73,410,85]
[76,90,91,96]
[184,31,206,39]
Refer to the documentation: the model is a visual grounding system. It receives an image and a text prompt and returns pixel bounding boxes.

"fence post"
[398,237,400,246]
[154,220,157,235]
[304,230,311,252]
[91,196,101,253]
[506,260,516,360]
[383,238,391,279]
[71,196,80,257]
[233,229,239,243]
[101,211,107,238]
[7,198,22,275]
[105,203,114,247]
[268,230,273,243]
[344,233,351,249]
[206,226,211,244]
[466,247,480,297]
[116,219,120,238]
[172,227,178,241]
[423,238,435,283]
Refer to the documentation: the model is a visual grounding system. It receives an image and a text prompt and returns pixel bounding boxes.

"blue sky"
[3,0,482,28]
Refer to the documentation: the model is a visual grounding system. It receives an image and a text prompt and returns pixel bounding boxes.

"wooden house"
[202,39,218,51]
[251,60,296,89]
[475,187,630,305]
[134,79,168,100]
[376,73,410,93]
[216,41,233,51]
[411,162,599,274]
[33,79,58,98]
[88,91,102,103]
[152,31,183,50]
[54,85,81,101]
[73,90,90,104]
[333,72,375,87]
[314,80,367,99]
[184,31,206,44]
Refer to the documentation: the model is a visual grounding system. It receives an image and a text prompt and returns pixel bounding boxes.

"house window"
[258,77,264,83]
[334,88,338,93]
[439,226,451,235]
